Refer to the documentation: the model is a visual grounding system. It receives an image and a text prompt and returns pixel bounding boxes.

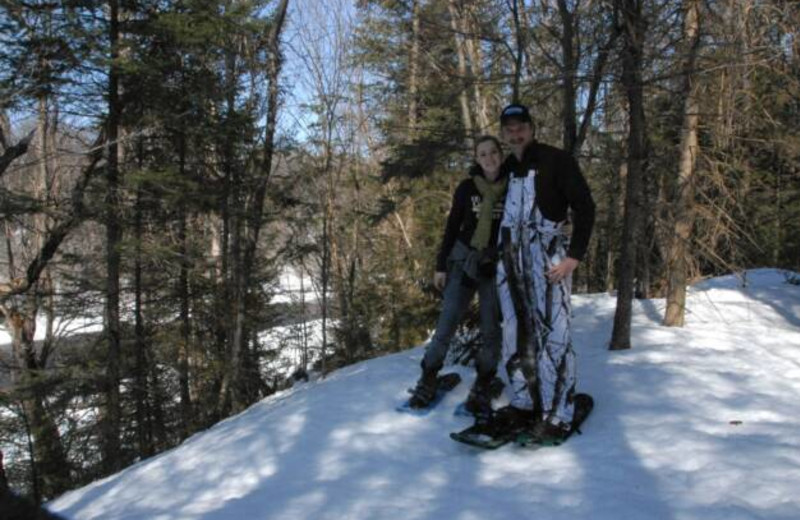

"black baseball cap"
[500,103,532,125]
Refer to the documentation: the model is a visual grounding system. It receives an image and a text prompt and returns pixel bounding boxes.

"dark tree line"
[1,0,291,501]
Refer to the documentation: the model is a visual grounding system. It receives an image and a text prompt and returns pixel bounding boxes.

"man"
[492,103,595,443]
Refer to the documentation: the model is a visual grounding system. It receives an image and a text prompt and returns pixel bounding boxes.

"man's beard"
[510,139,527,153]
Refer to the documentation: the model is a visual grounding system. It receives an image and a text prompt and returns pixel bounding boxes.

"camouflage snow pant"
[496,170,576,425]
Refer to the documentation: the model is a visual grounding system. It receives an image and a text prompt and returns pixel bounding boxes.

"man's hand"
[547,257,579,284]
[433,271,447,292]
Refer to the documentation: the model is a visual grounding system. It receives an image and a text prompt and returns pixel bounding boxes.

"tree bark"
[574,9,621,156]
[664,0,701,327]
[558,0,578,153]
[0,113,101,501]
[4,112,71,494]
[0,131,35,179]
[8,305,71,500]
[177,132,192,435]
[464,4,489,131]
[102,0,123,472]
[509,0,524,103]
[447,0,474,143]
[222,0,289,410]
[408,0,421,138]
[215,22,247,413]
[132,184,153,457]
[610,0,647,351]
[0,72,101,504]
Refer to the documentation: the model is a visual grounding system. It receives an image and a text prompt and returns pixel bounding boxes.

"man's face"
[502,120,534,150]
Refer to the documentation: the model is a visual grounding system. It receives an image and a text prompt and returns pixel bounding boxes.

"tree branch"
[576,23,622,152]
[0,130,36,180]
[0,131,105,304]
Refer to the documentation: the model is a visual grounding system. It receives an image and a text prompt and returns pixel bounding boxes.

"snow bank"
[44,268,800,520]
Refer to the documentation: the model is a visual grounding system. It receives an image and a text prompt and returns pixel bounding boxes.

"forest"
[0,0,798,504]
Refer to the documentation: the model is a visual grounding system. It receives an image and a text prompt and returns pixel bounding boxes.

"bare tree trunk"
[464,4,489,131]
[0,132,35,179]
[219,47,243,414]
[606,160,625,293]
[0,89,61,504]
[223,0,289,408]
[664,0,701,327]
[408,0,421,138]
[447,0,474,143]
[102,0,123,472]
[321,187,332,374]
[215,130,232,416]
[2,185,70,501]
[132,184,153,457]
[177,132,192,435]
[576,23,621,156]
[0,448,7,493]
[7,301,70,500]
[610,0,647,351]
[36,85,57,375]
[295,0,358,371]
[0,129,103,497]
[773,160,782,266]
[509,0,525,103]
[319,114,335,374]
[299,264,309,371]
[558,0,578,153]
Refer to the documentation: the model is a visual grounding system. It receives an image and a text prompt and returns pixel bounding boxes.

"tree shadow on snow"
[50,338,678,520]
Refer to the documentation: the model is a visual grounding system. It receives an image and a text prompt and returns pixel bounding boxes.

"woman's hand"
[546,257,579,284]
[434,271,447,292]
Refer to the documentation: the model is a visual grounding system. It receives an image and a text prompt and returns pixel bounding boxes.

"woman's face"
[476,140,502,176]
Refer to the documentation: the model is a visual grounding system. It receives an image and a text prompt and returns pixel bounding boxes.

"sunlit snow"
[46,269,800,520]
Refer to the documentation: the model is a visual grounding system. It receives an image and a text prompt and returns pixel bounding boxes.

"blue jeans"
[421,259,502,380]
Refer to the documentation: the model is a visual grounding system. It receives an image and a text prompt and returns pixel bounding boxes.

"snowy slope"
[48,269,800,520]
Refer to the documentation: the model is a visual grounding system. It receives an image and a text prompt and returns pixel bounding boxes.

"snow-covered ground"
[48,269,800,520]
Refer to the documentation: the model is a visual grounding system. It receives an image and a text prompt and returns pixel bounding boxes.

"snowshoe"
[516,393,594,447]
[396,372,462,415]
[450,405,535,449]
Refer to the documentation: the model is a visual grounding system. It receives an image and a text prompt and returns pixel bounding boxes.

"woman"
[407,135,507,416]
